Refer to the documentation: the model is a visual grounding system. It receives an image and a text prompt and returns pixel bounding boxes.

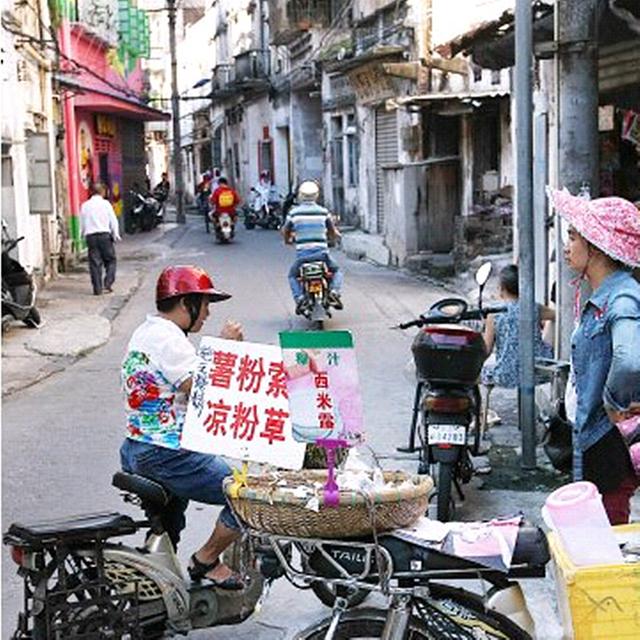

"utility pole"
[555,0,599,357]
[168,0,185,223]
[515,0,536,469]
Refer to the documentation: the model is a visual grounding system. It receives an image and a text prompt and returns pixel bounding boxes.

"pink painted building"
[58,12,168,249]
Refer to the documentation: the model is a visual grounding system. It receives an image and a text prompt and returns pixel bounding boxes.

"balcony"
[269,0,347,46]
[234,49,270,84]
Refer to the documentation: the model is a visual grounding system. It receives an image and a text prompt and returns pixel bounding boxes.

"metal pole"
[515,0,536,469]
[555,0,599,358]
[168,0,185,223]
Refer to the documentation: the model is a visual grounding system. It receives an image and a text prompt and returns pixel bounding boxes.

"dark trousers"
[86,232,116,294]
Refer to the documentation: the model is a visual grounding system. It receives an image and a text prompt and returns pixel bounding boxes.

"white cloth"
[127,315,198,390]
[80,195,121,240]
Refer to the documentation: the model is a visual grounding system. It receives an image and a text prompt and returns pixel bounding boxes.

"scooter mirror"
[475,262,492,287]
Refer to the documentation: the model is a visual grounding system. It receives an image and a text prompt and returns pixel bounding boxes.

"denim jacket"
[571,270,640,479]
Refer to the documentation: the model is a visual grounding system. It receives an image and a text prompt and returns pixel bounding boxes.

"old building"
[2,0,61,278]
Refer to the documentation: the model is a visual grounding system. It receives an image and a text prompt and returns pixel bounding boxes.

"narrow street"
[2,218,565,638]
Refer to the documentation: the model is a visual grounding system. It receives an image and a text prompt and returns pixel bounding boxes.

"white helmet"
[297,180,320,202]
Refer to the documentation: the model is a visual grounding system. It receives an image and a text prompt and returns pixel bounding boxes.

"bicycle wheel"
[296,584,531,640]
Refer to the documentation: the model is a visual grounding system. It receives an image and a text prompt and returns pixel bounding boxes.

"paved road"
[2,219,562,638]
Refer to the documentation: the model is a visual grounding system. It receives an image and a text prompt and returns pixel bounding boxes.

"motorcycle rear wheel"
[436,462,455,522]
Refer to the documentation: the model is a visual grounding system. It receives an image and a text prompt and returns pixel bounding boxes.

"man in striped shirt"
[283,180,343,314]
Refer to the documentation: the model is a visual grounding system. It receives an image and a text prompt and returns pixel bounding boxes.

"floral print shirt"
[122,315,198,449]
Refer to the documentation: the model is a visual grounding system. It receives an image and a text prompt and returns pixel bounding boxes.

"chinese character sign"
[181,338,306,469]
[279,331,364,444]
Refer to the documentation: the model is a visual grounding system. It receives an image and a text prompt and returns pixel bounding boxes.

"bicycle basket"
[224,470,432,539]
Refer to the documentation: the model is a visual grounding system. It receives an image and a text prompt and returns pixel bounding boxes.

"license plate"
[428,424,466,445]
[308,282,322,293]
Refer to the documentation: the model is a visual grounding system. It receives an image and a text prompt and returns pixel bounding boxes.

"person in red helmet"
[120,265,245,589]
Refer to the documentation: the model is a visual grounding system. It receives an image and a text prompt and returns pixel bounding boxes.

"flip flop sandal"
[188,554,245,591]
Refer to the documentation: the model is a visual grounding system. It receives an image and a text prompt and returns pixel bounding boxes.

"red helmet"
[156,265,231,303]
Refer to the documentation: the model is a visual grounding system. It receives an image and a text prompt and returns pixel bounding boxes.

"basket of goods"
[224,469,433,539]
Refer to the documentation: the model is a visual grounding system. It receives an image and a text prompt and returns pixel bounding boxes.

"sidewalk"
[1,217,187,397]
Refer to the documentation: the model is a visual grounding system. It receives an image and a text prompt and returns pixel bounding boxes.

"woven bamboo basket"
[224,470,433,539]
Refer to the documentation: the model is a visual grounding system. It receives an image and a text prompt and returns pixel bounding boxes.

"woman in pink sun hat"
[548,188,640,524]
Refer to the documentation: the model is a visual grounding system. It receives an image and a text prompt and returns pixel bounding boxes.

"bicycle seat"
[112,471,170,509]
[5,512,137,548]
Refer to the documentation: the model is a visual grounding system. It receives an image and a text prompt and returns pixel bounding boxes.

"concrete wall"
[291,92,323,185]
[382,164,428,266]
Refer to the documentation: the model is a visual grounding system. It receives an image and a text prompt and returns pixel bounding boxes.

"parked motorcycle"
[396,262,506,521]
[296,260,342,330]
[125,188,160,233]
[2,222,41,331]
[4,468,549,639]
[212,211,235,244]
[151,184,169,222]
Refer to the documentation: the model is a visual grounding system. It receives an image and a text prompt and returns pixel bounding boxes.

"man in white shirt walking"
[80,183,121,295]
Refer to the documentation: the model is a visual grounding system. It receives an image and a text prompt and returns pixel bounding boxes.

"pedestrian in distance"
[549,188,640,525]
[80,182,121,296]
[120,265,246,588]
[196,171,213,233]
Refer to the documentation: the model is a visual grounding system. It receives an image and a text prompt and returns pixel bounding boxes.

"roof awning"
[389,89,509,109]
[57,75,170,121]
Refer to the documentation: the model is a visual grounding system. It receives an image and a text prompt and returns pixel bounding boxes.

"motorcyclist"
[251,170,279,223]
[196,171,213,233]
[209,177,240,234]
[120,265,245,589]
[282,180,343,314]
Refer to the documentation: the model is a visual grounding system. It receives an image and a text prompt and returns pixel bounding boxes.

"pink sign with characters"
[181,338,306,469]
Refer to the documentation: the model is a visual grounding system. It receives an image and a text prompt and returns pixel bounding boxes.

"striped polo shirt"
[285,202,333,255]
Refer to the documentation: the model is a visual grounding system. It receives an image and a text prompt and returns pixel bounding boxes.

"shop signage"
[347,63,396,105]
[95,114,116,138]
[181,338,306,469]
[279,331,364,444]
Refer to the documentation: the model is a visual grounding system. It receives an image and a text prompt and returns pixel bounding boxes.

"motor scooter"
[2,222,41,331]
[125,188,159,233]
[4,467,549,639]
[395,263,506,521]
[212,210,235,244]
[245,187,282,230]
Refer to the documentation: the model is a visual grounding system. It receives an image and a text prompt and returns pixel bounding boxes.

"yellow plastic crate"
[548,524,640,639]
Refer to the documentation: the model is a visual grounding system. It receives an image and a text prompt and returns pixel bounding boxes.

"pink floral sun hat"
[548,187,640,268]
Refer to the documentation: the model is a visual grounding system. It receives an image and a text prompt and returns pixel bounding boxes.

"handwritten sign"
[279,331,364,444]
[181,338,306,469]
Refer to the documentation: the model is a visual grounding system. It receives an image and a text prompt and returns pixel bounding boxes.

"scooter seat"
[5,512,137,548]
[112,471,171,509]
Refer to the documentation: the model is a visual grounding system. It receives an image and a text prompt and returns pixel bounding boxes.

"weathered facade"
[2,0,61,278]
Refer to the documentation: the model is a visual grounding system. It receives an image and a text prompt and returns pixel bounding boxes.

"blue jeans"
[120,439,239,549]
[288,250,343,300]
